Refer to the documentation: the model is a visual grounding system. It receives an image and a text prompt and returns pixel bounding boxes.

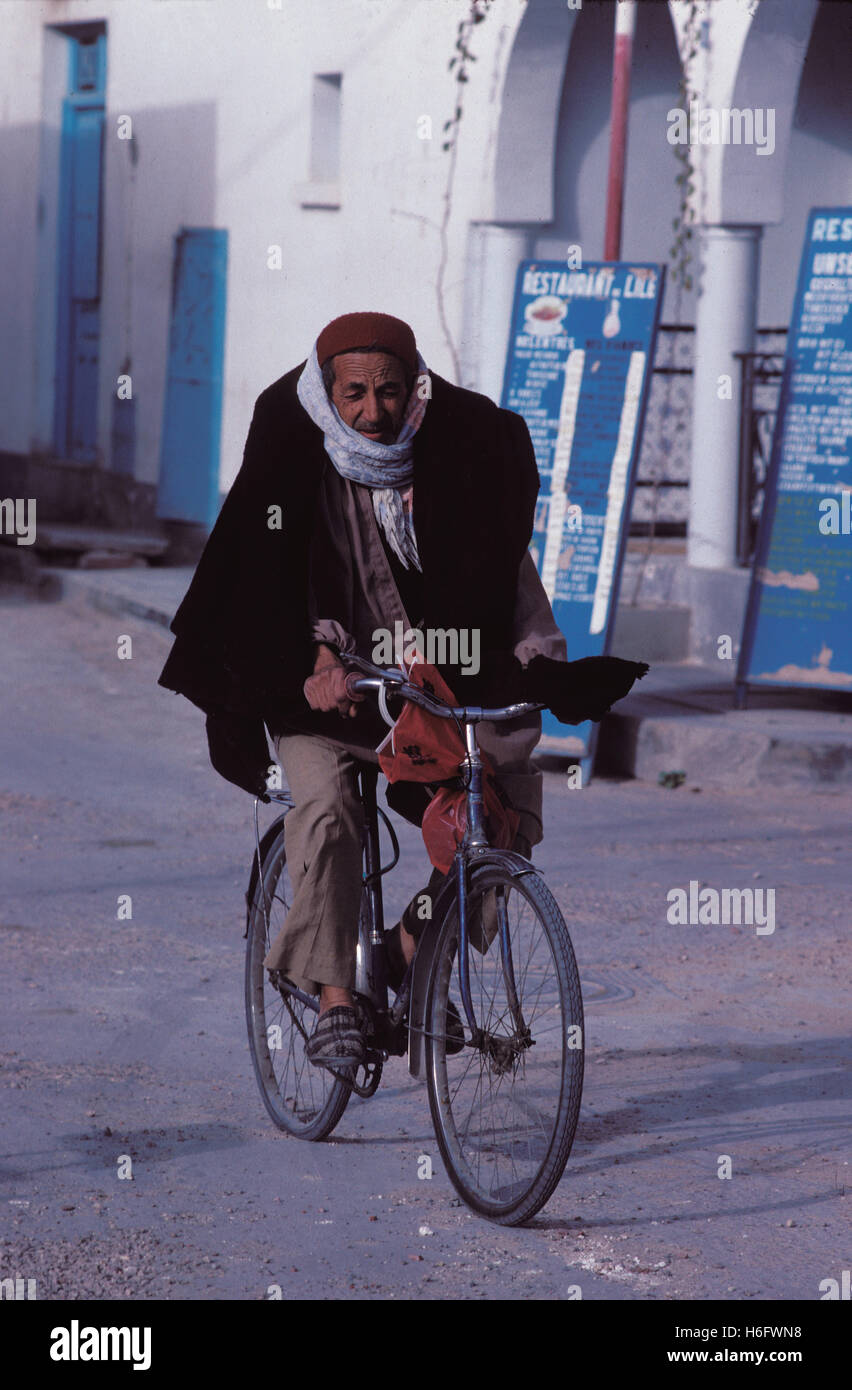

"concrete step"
[47,564,194,628]
[596,662,852,789]
[23,523,169,559]
[0,541,62,599]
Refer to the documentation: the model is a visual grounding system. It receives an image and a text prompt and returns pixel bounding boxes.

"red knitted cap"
[316,312,417,373]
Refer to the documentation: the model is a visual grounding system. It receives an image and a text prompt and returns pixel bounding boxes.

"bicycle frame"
[353,764,392,1011]
[353,699,539,1066]
[351,737,537,1075]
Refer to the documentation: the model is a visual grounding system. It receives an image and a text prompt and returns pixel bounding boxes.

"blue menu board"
[737,208,852,704]
[501,260,665,761]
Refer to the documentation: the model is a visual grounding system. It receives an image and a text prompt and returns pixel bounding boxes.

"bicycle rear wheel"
[425,863,584,1224]
[245,822,351,1140]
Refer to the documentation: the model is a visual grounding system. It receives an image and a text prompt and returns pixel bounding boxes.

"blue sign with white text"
[501,260,664,761]
[738,208,852,700]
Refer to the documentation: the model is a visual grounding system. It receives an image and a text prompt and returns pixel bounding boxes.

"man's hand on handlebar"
[303,644,365,719]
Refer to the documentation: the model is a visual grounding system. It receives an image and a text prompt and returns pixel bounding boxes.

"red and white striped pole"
[603,0,636,262]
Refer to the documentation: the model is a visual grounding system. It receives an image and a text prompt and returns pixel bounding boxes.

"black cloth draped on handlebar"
[484,653,650,726]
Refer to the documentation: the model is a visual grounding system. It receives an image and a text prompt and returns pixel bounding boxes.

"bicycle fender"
[406,850,535,1078]
[407,872,458,1080]
[244,813,288,934]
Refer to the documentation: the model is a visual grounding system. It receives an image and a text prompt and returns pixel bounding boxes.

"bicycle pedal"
[321,1054,383,1098]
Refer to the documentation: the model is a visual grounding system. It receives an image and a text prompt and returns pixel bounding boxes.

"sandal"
[306,1005,366,1069]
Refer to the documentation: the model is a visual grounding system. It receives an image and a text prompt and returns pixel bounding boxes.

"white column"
[461,222,532,402]
[688,224,762,569]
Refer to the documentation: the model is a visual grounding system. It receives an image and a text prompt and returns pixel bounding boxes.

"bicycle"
[244,655,585,1225]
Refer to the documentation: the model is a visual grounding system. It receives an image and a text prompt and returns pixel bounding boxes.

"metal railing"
[631,325,788,562]
[733,333,787,565]
[631,322,693,538]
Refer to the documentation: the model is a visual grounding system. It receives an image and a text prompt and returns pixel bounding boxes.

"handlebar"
[340,654,543,724]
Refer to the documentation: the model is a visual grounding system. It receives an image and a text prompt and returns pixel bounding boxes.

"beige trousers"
[262,727,539,995]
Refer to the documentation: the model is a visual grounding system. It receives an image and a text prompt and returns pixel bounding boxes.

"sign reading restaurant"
[502,259,664,768]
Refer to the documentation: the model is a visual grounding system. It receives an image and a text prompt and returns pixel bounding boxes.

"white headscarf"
[296,344,430,570]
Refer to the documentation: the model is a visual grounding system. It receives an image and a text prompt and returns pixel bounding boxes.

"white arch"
[718,0,820,225]
[689,0,825,571]
[469,0,683,398]
[492,0,581,224]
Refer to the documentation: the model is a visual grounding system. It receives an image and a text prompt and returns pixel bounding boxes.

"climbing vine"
[442,0,498,154]
[433,0,502,381]
[630,0,705,602]
[669,0,702,290]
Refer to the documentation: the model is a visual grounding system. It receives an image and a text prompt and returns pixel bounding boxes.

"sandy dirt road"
[1,593,848,1300]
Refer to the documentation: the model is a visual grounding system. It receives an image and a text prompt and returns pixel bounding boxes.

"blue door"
[157,228,228,529]
[54,33,106,462]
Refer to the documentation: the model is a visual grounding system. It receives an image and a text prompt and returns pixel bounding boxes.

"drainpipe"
[604,0,636,261]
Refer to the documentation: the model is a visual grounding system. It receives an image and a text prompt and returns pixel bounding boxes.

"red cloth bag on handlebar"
[420,782,519,874]
[376,661,465,783]
[377,660,519,873]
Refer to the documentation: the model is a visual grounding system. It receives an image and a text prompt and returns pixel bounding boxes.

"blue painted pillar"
[157,227,228,528]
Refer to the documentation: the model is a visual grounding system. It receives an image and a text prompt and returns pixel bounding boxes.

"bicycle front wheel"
[425,863,584,1224]
[245,822,351,1140]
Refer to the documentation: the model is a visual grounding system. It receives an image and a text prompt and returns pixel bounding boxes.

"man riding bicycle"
[158,311,644,1070]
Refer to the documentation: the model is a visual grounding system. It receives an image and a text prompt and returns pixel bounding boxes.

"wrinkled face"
[328,351,409,444]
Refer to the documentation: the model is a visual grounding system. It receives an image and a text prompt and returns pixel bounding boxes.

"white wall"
[1,0,516,491]
[758,0,852,326]
[1,0,849,507]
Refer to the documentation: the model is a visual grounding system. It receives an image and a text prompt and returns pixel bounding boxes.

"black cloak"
[157,364,541,795]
